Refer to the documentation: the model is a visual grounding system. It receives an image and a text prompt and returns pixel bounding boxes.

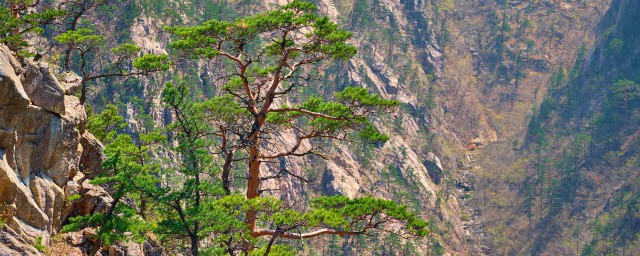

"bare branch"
[260,168,314,183]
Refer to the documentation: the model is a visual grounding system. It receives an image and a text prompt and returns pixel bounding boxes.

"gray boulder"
[22,62,66,115]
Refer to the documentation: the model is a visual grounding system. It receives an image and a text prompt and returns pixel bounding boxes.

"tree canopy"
[55,29,170,104]
[60,1,428,255]
[0,0,65,53]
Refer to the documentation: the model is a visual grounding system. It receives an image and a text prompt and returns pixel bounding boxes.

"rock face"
[0,46,29,108]
[22,62,66,115]
[79,133,105,179]
[59,72,81,96]
[0,44,101,255]
[50,227,165,256]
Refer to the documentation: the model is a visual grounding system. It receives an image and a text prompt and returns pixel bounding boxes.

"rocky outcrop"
[49,227,165,256]
[0,44,103,255]
[59,72,81,96]
[79,133,104,179]
[0,47,29,108]
[22,62,66,115]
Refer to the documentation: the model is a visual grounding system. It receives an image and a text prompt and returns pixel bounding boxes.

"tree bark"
[246,142,261,231]
[191,235,199,256]
[222,150,234,195]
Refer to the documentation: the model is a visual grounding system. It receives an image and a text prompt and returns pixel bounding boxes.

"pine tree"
[0,0,65,53]
[165,0,428,254]
[55,30,169,104]
[63,1,428,255]
[611,79,639,109]
[63,109,164,247]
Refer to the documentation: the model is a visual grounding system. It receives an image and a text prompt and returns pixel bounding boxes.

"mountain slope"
[469,0,640,254]
[4,0,639,255]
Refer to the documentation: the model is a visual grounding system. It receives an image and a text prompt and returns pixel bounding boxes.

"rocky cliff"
[0,44,109,255]
[467,0,640,254]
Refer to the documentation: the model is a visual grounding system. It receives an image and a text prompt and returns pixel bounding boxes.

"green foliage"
[67,194,82,202]
[166,0,356,61]
[112,43,141,56]
[335,87,399,108]
[63,208,150,246]
[581,243,596,256]
[429,236,445,256]
[33,235,46,253]
[157,81,236,254]
[248,244,296,256]
[358,124,390,143]
[309,196,429,237]
[195,95,248,120]
[0,1,65,51]
[611,79,640,108]
[501,13,512,33]
[550,66,567,90]
[161,1,423,253]
[133,54,171,71]
[55,28,105,50]
[63,126,162,245]
[57,29,170,72]
[425,86,437,110]
[268,86,398,144]
[351,0,373,28]
[56,27,169,104]
[87,104,127,143]
[59,1,426,255]
[607,38,624,54]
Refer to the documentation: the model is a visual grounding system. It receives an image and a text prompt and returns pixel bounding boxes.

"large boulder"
[0,45,30,108]
[22,62,66,115]
[52,228,165,256]
[108,241,144,256]
[77,179,113,215]
[63,95,88,134]
[0,45,22,75]
[29,176,65,232]
[0,105,81,187]
[79,132,105,179]
[48,228,97,256]
[62,174,114,221]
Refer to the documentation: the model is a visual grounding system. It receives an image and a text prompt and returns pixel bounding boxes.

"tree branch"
[252,227,368,240]
[269,108,345,121]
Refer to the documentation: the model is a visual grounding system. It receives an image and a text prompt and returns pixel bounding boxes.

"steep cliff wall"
[467,0,640,254]
[0,44,108,255]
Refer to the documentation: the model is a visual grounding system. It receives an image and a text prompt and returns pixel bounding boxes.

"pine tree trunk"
[245,140,262,252]
[222,150,234,195]
[191,235,199,256]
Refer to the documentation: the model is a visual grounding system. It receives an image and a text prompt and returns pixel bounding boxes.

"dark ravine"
[470,0,640,254]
